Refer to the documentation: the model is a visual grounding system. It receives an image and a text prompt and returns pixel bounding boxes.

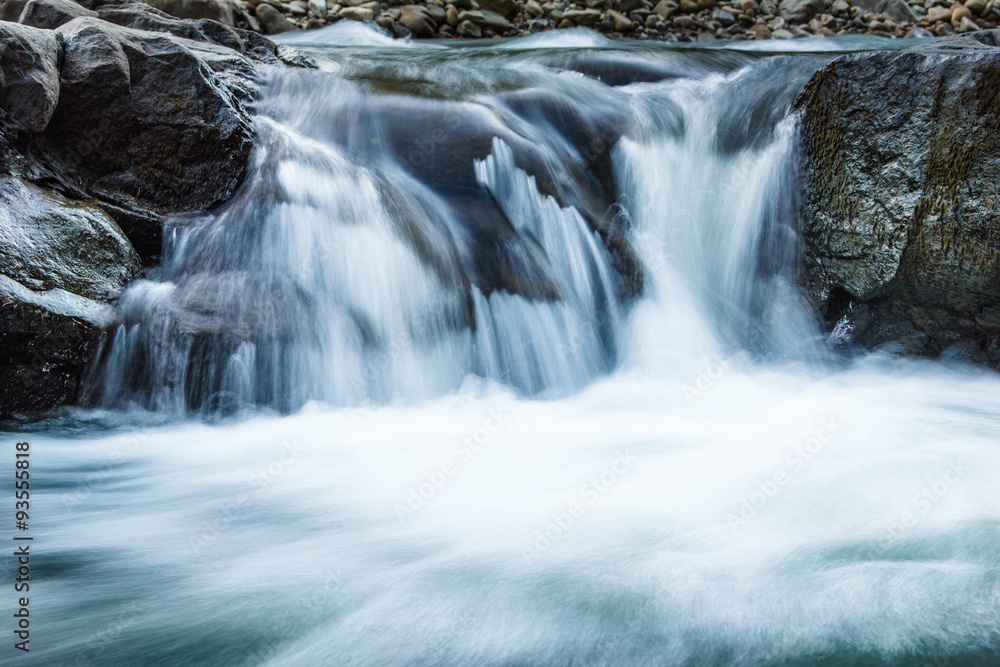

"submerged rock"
[797,31,1000,364]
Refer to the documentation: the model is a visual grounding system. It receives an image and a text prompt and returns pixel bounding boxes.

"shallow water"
[3,27,998,667]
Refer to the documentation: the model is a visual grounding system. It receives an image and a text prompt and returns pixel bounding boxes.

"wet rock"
[796,31,1000,365]
[0,22,60,133]
[17,0,96,29]
[140,0,240,25]
[0,177,141,301]
[0,178,141,417]
[29,17,256,258]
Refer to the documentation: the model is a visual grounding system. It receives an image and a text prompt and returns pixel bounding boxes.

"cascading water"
[9,29,1000,667]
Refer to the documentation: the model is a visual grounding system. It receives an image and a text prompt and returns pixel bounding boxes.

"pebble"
[221,0,999,42]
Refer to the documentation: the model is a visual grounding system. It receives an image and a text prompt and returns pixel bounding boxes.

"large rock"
[139,0,241,26]
[0,177,141,300]
[31,16,257,258]
[0,178,141,418]
[849,0,917,23]
[17,0,97,29]
[796,31,1000,363]
[0,22,60,132]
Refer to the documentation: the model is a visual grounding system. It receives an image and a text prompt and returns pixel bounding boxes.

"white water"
[4,34,999,666]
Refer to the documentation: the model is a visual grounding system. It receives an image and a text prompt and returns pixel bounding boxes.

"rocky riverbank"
[0,2,315,416]
[145,0,999,41]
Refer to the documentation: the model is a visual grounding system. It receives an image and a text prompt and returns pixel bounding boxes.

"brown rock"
[926,5,951,22]
[607,8,632,28]
[255,2,297,31]
[749,21,770,36]
[951,4,972,23]
[399,4,437,35]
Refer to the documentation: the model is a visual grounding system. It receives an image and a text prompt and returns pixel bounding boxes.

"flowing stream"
[3,27,1000,666]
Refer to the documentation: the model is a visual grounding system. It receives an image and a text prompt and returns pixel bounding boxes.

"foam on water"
[5,34,998,667]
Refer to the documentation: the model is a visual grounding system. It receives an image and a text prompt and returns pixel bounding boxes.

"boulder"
[0,178,141,418]
[849,0,917,23]
[796,31,1000,364]
[0,22,60,133]
[31,17,257,258]
[139,0,241,26]
[0,177,141,300]
[17,0,97,29]
[255,1,297,32]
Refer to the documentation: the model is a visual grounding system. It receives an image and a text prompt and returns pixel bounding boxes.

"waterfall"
[90,47,825,415]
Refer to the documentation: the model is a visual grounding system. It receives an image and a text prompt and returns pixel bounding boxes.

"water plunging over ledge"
[6,30,999,667]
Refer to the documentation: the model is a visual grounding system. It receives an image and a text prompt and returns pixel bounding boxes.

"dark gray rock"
[0,177,141,300]
[796,30,1000,364]
[17,0,97,28]
[0,22,60,132]
[30,16,257,258]
[0,178,140,418]
[140,0,239,25]
[849,0,917,23]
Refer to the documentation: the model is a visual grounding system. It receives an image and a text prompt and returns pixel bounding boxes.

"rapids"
[3,27,998,667]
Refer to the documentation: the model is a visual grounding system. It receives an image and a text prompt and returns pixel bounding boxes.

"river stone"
[17,0,97,28]
[256,2,296,31]
[848,0,916,23]
[0,22,60,133]
[563,7,602,23]
[31,17,256,258]
[608,9,632,29]
[456,17,481,35]
[476,0,515,18]
[778,0,822,22]
[796,31,1000,363]
[399,4,437,36]
[139,0,241,25]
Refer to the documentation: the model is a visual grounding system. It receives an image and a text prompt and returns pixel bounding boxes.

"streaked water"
[4,27,998,667]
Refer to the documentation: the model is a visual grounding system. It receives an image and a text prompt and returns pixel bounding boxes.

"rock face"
[33,17,256,257]
[0,180,140,417]
[0,22,60,132]
[797,31,1000,364]
[0,0,314,417]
